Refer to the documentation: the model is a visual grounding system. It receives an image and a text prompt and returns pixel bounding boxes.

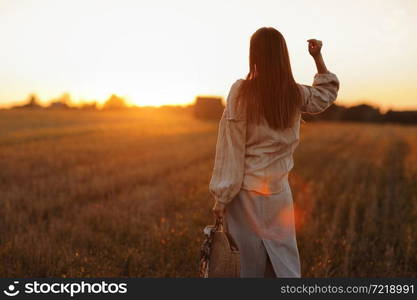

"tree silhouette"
[27,94,40,107]
[14,94,42,109]
[103,94,128,110]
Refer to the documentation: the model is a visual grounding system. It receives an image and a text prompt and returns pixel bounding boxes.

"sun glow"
[1,0,417,109]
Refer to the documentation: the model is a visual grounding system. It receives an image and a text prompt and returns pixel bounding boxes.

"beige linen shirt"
[209,72,340,204]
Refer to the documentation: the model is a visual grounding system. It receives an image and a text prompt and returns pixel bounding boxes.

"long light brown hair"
[237,27,302,129]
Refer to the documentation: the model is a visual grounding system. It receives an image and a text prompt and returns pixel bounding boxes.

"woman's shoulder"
[232,78,245,86]
[225,79,246,121]
[229,79,245,98]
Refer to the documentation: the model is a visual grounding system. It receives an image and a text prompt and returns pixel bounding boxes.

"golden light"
[0,0,416,110]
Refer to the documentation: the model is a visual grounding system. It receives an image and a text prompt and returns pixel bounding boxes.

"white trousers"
[225,182,301,278]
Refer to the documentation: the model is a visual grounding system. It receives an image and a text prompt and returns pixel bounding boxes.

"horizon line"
[1,98,417,112]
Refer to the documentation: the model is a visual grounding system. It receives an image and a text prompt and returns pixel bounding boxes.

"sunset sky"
[0,0,416,110]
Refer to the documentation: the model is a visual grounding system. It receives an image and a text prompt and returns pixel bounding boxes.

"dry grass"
[0,109,416,277]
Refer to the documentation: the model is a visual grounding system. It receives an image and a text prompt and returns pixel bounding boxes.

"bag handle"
[213,216,239,252]
[214,217,225,232]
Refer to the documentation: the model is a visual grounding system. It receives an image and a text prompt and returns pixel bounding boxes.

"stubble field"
[0,109,416,277]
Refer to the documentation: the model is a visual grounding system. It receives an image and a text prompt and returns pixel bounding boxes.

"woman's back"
[244,111,301,194]
[225,72,339,195]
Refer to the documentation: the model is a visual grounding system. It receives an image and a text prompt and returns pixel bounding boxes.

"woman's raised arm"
[300,39,340,114]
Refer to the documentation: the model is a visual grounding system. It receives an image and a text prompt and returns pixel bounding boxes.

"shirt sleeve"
[209,80,246,204]
[299,72,340,114]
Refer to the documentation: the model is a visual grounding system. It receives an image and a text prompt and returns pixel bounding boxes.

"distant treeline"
[193,97,417,124]
[302,104,417,124]
[8,93,129,110]
[4,93,417,125]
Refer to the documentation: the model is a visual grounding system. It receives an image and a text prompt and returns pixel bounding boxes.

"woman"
[209,27,339,278]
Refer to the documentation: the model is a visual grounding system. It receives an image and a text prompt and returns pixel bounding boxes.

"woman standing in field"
[209,27,339,277]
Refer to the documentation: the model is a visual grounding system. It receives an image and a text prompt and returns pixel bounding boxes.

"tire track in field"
[294,136,363,276]
[0,128,216,185]
[376,134,409,276]
[18,131,218,227]
[301,126,385,276]
[0,128,218,244]
[0,128,101,146]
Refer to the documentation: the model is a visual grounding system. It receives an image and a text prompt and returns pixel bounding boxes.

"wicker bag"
[199,217,240,278]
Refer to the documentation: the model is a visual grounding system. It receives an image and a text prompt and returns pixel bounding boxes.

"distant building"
[47,101,70,109]
[79,102,98,110]
[194,96,224,120]
[47,93,72,110]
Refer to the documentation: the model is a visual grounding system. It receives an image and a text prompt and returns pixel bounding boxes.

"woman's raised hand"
[307,39,323,58]
[308,39,328,73]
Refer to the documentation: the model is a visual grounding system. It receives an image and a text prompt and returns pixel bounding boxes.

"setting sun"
[1,0,416,110]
